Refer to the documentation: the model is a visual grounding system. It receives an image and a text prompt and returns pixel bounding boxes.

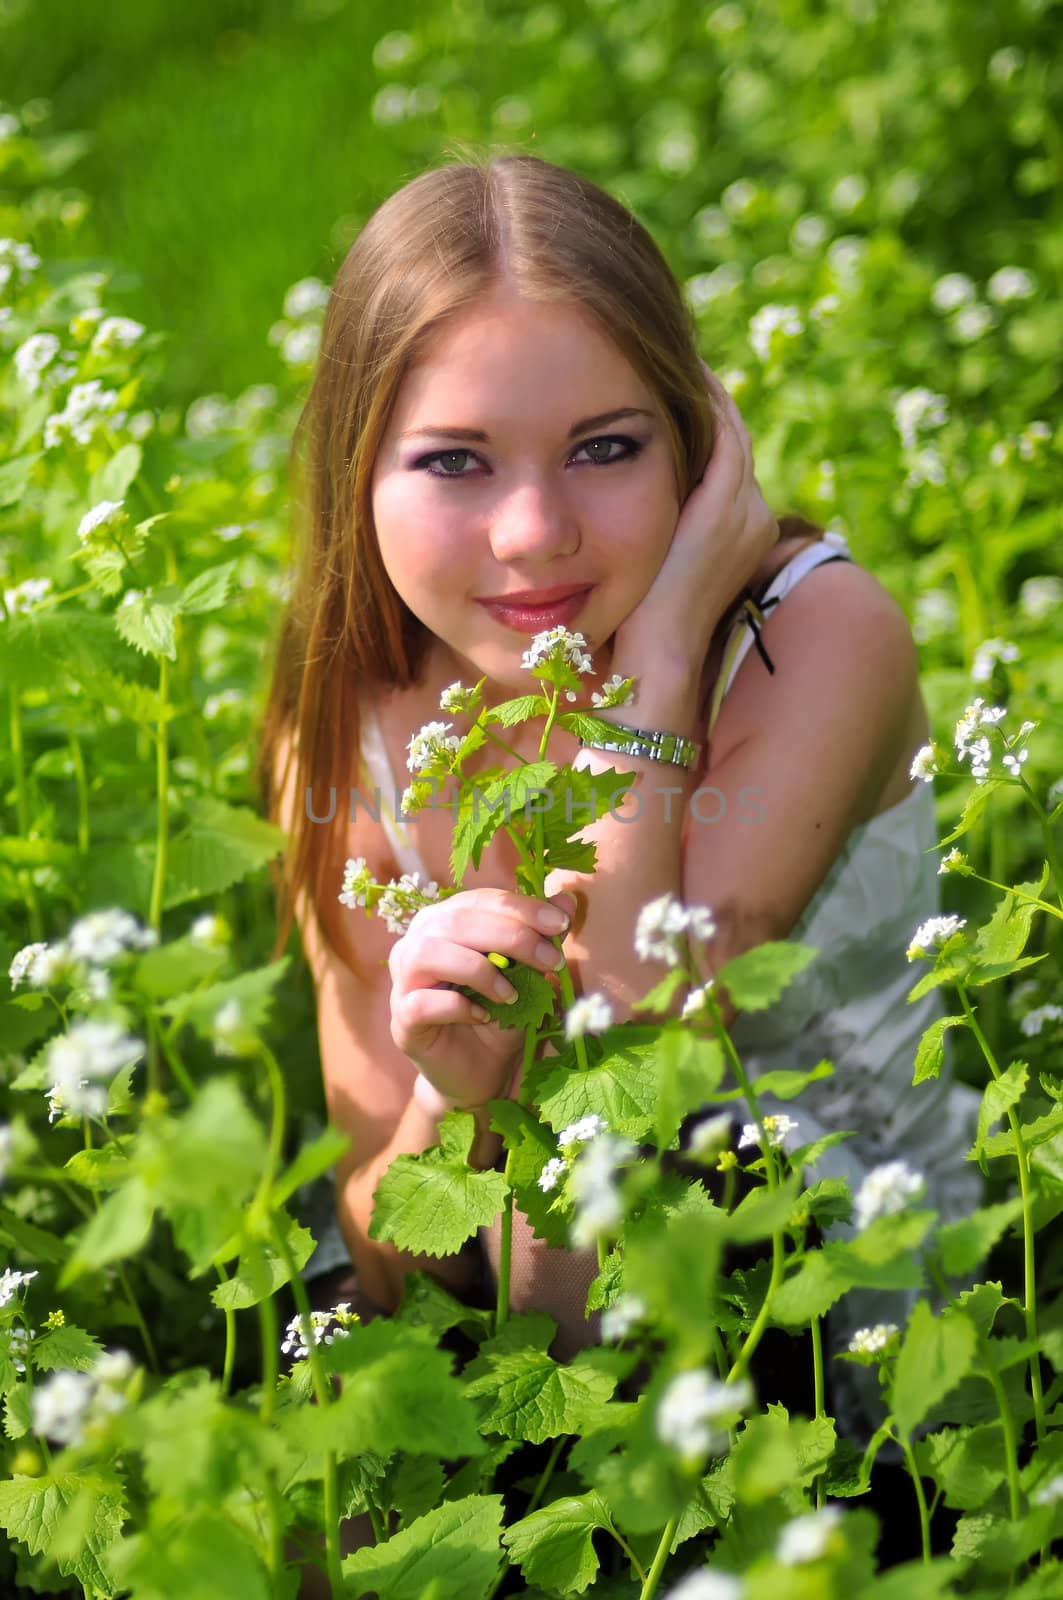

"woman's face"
[370,284,682,706]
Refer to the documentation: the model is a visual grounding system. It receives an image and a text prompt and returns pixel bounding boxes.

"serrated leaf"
[3,1383,32,1439]
[773,1211,934,1325]
[464,1345,618,1443]
[162,795,287,907]
[714,940,820,1011]
[113,591,179,659]
[502,1490,611,1594]
[0,1470,126,1594]
[536,1032,661,1141]
[913,1015,969,1085]
[934,1199,1024,1277]
[210,1216,316,1310]
[91,442,142,503]
[974,867,1050,964]
[653,1026,726,1150]
[178,560,239,614]
[973,1062,1027,1158]
[61,1176,155,1282]
[914,1424,1007,1511]
[160,956,290,1035]
[342,1493,504,1600]
[891,1301,976,1437]
[32,1325,104,1374]
[370,1112,510,1256]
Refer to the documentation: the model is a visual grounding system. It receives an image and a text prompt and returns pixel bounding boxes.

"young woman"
[257,152,979,1407]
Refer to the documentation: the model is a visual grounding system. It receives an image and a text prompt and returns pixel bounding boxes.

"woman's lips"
[476,588,593,633]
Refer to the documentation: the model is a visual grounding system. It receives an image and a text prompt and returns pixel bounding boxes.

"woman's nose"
[487,481,580,561]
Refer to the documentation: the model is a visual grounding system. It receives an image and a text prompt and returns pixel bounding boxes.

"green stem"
[957,982,1045,1440]
[146,649,171,1096]
[963,868,1062,923]
[8,684,42,941]
[974,1329,1021,1522]
[149,1014,199,1102]
[68,729,90,855]
[811,1314,825,1509]
[897,1432,931,1564]
[494,1158,514,1334]
[115,1260,159,1373]
[214,1261,237,1397]
[638,1516,677,1598]
[258,1290,278,1425]
[366,1502,385,1544]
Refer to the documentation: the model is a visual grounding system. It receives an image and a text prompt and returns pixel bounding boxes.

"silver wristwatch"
[577,718,701,771]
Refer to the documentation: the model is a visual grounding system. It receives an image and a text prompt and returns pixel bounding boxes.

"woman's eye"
[416,435,643,479]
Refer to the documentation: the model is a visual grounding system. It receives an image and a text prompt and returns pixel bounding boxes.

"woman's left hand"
[612,362,780,668]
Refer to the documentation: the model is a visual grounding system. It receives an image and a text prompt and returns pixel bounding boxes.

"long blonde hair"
[256,145,820,979]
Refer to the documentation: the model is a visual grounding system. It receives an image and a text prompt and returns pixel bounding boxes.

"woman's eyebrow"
[399,406,656,443]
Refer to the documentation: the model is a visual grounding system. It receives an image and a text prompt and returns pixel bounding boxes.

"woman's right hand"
[387,887,577,1110]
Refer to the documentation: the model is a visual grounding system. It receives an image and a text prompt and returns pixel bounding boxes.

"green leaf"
[160,956,290,1035]
[464,1345,619,1443]
[91,442,142,503]
[934,1199,1024,1277]
[653,1026,725,1150]
[730,1407,836,1503]
[536,1033,661,1141]
[3,1383,32,1440]
[163,795,287,907]
[113,591,180,660]
[133,937,228,1000]
[0,452,39,508]
[488,1100,570,1249]
[178,560,239,614]
[0,1205,68,1264]
[714,940,821,1011]
[973,1062,1028,1158]
[727,1173,802,1244]
[272,1124,351,1208]
[369,1112,510,1257]
[980,1102,1063,1159]
[891,1302,977,1437]
[107,1507,271,1600]
[0,1470,126,1594]
[748,1059,834,1099]
[210,1216,316,1310]
[913,1015,969,1085]
[32,1325,104,1374]
[974,867,1050,964]
[342,1494,504,1600]
[61,1176,155,1283]
[914,1424,1006,1511]
[773,1211,934,1325]
[502,1490,612,1594]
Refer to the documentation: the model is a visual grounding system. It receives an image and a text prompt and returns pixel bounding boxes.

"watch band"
[578,719,701,771]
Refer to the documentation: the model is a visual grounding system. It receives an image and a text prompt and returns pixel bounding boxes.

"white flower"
[776,1506,843,1565]
[1032,1473,1063,1507]
[909,745,938,783]
[31,1369,96,1446]
[847,1323,899,1356]
[791,213,828,253]
[520,625,594,675]
[737,1113,798,1151]
[913,588,959,643]
[283,277,329,319]
[45,1020,144,1121]
[9,942,49,990]
[903,448,947,490]
[0,238,41,291]
[281,324,321,366]
[892,387,949,452]
[971,638,1020,684]
[951,303,996,342]
[0,1268,38,1308]
[829,174,867,213]
[854,1160,925,1230]
[590,672,636,709]
[569,1132,634,1248]
[685,266,743,310]
[681,980,716,1021]
[937,847,968,876]
[189,913,229,950]
[826,236,867,285]
[748,304,803,363]
[374,870,441,936]
[906,914,966,962]
[44,379,126,450]
[558,1113,608,1147]
[930,273,977,313]
[1019,1004,1063,1039]
[91,316,145,352]
[4,1325,33,1373]
[662,1571,743,1600]
[634,892,716,968]
[203,688,242,720]
[987,47,1023,84]
[93,1348,135,1388]
[280,1302,356,1361]
[538,1156,566,1193]
[338,855,371,909]
[438,679,478,713]
[1018,576,1063,621]
[212,998,255,1058]
[721,179,757,217]
[67,908,157,965]
[809,293,841,323]
[600,1293,646,1342]
[185,395,232,437]
[0,113,20,141]
[14,331,60,391]
[1018,421,1051,461]
[564,993,614,1041]
[373,30,418,69]
[2,578,53,616]
[1002,748,1029,777]
[688,1112,732,1160]
[656,1369,752,1462]
[77,498,126,544]
[406,720,462,774]
[987,267,1035,305]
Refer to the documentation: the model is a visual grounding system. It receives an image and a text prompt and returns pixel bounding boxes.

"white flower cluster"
[438,679,480,714]
[520,625,594,676]
[77,498,127,545]
[558,1113,608,1147]
[203,688,243,720]
[655,1369,752,1463]
[634,892,716,969]
[14,331,74,393]
[853,1160,925,1230]
[971,637,1020,684]
[2,577,53,616]
[0,238,40,292]
[1032,1473,1063,1507]
[1018,576,1063,621]
[4,1325,33,1373]
[738,1112,798,1151]
[748,304,803,364]
[0,1267,38,1308]
[891,387,949,487]
[570,1130,635,1248]
[906,914,966,962]
[776,1505,843,1565]
[537,1157,566,1193]
[681,979,715,1021]
[847,1323,899,1357]
[338,855,371,910]
[661,1570,743,1600]
[406,720,462,774]
[44,378,127,450]
[600,1293,646,1343]
[687,1112,732,1160]
[189,912,230,950]
[373,870,442,937]
[564,993,614,1041]
[91,315,145,353]
[590,673,636,710]
[910,697,1038,788]
[1018,1003,1063,1038]
[212,998,257,1059]
[266,277,329,369]
[67,908,157,966]
[45,1019,144,1121]
[30,1348,134,1447]
[280,1301,356,1362]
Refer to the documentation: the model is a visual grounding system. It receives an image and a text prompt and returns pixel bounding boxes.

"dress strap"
[359,694,433,882]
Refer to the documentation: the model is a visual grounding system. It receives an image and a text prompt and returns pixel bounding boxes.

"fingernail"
[537,906,568,933]
[494,977,518,1002]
